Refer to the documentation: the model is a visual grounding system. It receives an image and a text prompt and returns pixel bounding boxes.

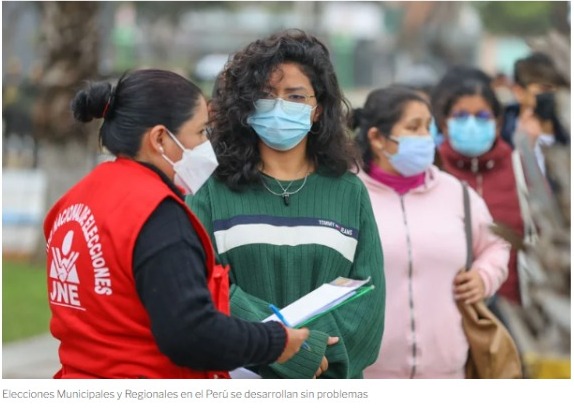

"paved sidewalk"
[2,333,59,379]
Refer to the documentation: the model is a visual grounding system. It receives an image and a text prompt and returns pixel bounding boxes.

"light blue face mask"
[384,135,436,177]
[247,99,314,151]
[447,116,496,157]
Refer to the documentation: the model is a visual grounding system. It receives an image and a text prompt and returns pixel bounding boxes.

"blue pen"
[269,304,311,351]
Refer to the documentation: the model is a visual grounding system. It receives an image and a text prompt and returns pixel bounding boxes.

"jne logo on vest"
[47,203,113,310]
[49,230,83,309]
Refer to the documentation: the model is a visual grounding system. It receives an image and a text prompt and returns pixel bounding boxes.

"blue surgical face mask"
[247,98,315,151]
[447,116,496,157]
[384,135,436,177]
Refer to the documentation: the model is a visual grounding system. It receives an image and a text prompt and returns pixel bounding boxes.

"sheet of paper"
[229,367,261,379]
[262,276,371,326]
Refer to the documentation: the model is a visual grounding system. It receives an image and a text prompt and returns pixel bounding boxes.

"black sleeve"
[133,198,286,371]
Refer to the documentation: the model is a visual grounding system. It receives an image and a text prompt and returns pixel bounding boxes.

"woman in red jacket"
[431,66,524,306]
[44,69,308,378]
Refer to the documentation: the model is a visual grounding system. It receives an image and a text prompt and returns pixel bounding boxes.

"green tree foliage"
[474,1,568,36]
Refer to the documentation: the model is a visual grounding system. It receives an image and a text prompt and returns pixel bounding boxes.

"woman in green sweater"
[186,29,385,379]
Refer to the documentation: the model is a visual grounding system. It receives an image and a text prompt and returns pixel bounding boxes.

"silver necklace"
[261,173,309,206]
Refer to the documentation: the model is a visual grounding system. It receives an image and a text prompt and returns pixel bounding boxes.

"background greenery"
[474,1,569,35]
[2,260,50,343]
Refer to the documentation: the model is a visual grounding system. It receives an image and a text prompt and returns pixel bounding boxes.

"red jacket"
[44,158,229,378]
[439,138,523,304]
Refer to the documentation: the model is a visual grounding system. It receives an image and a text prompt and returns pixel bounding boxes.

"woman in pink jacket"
[350,85,510,378]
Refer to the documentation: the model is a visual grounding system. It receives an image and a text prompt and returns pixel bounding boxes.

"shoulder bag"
[458,181,523,379]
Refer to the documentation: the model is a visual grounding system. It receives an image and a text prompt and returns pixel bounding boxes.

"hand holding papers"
[230,276,374,379]
[263,276,374,328]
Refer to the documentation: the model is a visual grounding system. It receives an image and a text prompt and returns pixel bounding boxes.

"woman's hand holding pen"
[277,327,310,363]
[313,336,339,378]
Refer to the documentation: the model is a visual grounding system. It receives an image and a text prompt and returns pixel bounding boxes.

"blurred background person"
[350,85,509,378]
[393,82,444,167]
[501,52,570,175]
[491,72,515,106]
[431,66,524,307]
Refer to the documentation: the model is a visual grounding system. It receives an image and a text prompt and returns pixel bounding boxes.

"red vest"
[44,158,230,378]
[439,138,524,303]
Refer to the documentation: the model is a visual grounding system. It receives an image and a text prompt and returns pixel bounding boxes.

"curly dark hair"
[210,28,357,190]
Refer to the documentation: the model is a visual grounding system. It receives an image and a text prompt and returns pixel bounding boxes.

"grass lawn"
[2,259,50,343]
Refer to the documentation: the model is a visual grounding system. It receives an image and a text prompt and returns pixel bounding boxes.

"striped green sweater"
[186,170,385,378]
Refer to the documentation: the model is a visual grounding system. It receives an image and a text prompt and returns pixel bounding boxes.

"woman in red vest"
[44,69,308,379]
[431,67,524,306]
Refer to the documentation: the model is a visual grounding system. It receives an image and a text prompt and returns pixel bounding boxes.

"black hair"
[431,66,501,133]
[210,28,357,190]
[350,85,430,173]
[70,69,203,158]
[513,52,565,87]
[392,82,434,103]
[211,70,225,100]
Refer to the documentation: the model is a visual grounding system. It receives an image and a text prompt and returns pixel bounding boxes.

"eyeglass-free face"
[376,100,432,157]
[516,82,558,110]
[389,101,433,137]
[526,82,557,95]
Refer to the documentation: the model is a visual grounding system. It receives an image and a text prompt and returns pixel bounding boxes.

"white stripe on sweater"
[214,224,358,262]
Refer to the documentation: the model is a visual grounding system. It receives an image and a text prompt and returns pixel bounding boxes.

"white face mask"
[161,130,219,195]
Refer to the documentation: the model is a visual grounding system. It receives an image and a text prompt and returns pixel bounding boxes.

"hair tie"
[102,87,116,119]
[101,99,111,119]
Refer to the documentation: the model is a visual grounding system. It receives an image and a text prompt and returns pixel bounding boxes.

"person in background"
[501,52,569,174]
[396,82,443,167]
[186,29,386,379]
[491,72,515,107]
[44,69,308,379]
[350,85,510,378]
[432,67,524,306]
[430,66,493,148]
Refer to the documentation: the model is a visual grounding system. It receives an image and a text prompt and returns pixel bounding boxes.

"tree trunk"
[30,2,101,263]
[33,1,100,143]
